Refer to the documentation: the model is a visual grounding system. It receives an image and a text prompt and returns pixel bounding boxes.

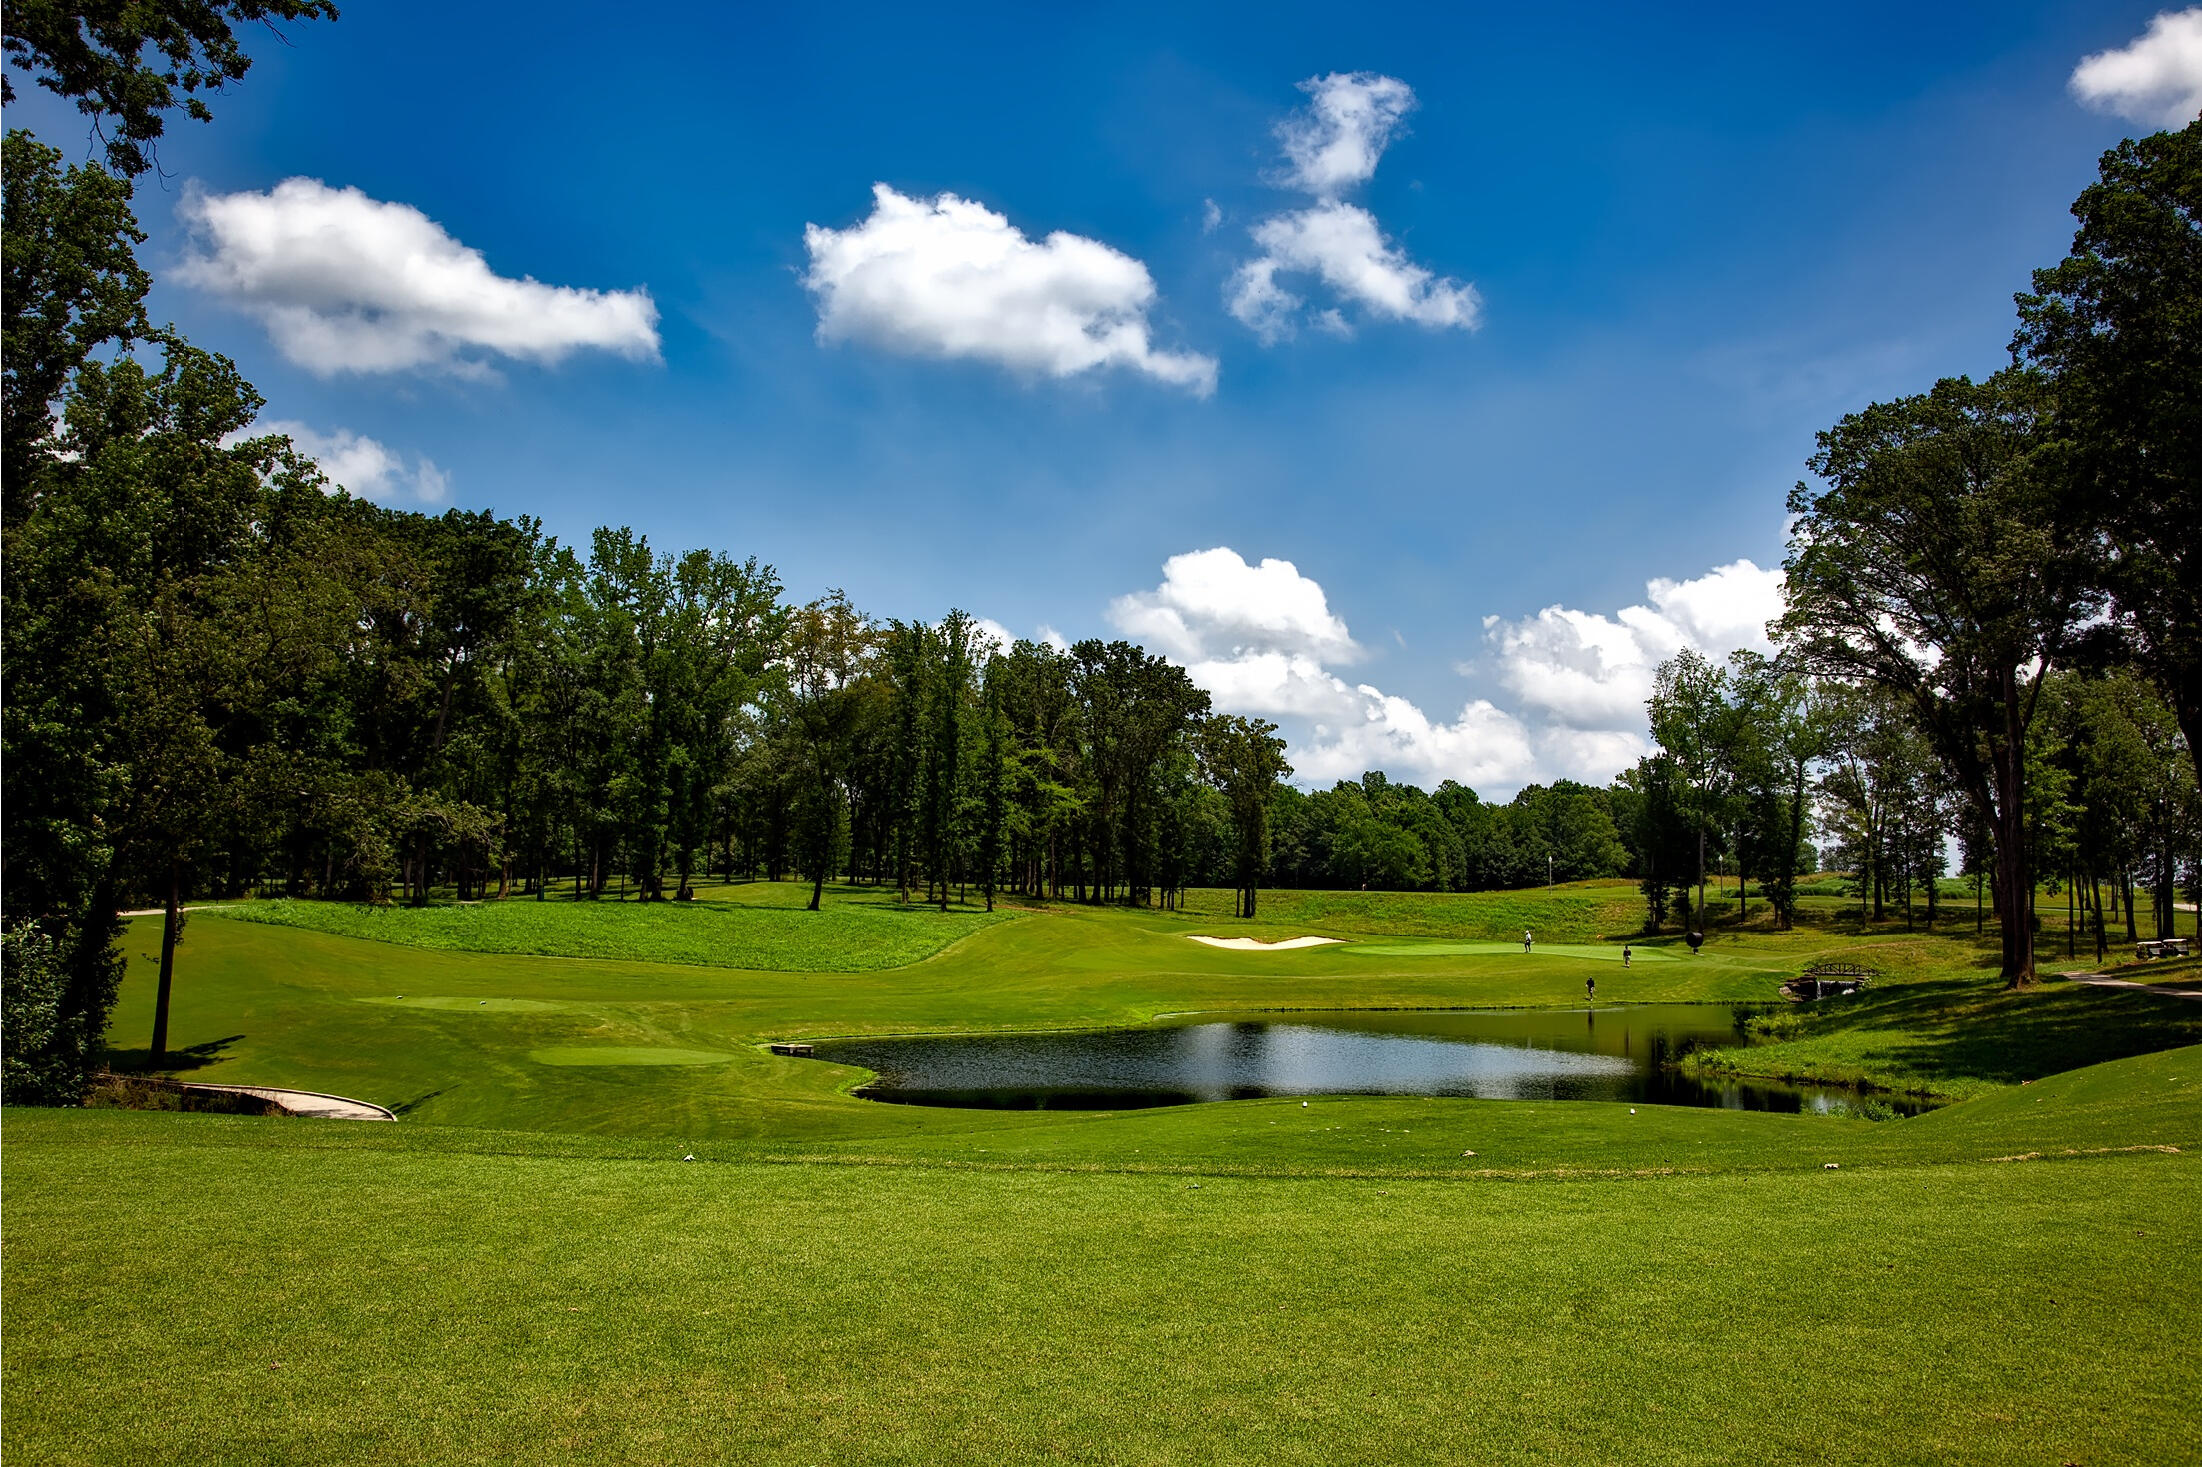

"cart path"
[2058,972,2202,1000]
[188,1084,396,1120]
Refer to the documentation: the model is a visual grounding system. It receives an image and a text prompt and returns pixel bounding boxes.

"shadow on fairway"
[391,1087,452,1116]
[100,1035,244,1075]
[1778,979,2202,1084]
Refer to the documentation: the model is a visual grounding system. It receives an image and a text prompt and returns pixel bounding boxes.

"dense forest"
[1,4,2196,1103]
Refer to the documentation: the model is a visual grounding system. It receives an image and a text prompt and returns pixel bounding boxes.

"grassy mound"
[207,886,1011,973]
[1682,973,2202,1100]
[1166,880,1648,940]
[26,887,2201,1463]
[5,1072,2195,1466]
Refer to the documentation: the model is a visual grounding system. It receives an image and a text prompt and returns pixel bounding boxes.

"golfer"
[1586,974,1596,1003]
[1622,944,1632,968]
[1523,929,1534,954]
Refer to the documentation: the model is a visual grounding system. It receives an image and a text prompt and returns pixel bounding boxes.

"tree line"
[2,5,2195,1104]
[1625,117,2201,985]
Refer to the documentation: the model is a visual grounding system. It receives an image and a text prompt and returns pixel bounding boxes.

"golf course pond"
[807,1004,1929,1114]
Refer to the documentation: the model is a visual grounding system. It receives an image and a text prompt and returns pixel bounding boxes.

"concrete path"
[2058,972,2202,1001]
[187,1084,396,1120]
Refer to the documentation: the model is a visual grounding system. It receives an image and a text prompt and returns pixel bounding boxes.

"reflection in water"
[807,1005,1926,1115]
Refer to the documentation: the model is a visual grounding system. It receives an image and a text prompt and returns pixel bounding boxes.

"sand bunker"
[1186,935,1344,951]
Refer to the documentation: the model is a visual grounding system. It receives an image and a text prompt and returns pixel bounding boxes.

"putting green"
[529,1046,737,1067]
[365,995,569,1012]
[1346,941,1677,961]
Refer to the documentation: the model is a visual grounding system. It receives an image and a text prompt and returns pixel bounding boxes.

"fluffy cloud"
[1230,74,1478,342]
[1484,559,1785,733]
[2071,9,2202,129]
[1107,546,1358,666]
[257,420,449,503]
[1291,692,1537,790]
[1276,72,1417,196]
[803,185,1216,394]
[1109,547,1537,790]
[969,617,1018,658]
[175,180,661,376]
[1228,200,1480,342]
[1108,548,1786,796]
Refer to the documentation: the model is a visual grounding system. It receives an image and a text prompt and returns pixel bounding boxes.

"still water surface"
[809,1005,1912,1114]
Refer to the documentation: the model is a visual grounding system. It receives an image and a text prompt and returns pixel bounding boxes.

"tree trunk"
[1991,677,2035,986]
[151,863,182,1064]
[1696,824,1706,936]
[1780,766,1806,930]
[2092,871,2107,964]
[810,770,832,913]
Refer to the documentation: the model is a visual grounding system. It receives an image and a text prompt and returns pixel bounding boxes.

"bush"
[3,922,83,1105]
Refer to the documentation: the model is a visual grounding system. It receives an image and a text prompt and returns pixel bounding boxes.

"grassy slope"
[113,883,2195,1133]
[1686,972,2202,1100]
[5,1080,2196,1466]
[211,882,1011,973]
[102,886,1848,1138]
[16,884,2198,1464]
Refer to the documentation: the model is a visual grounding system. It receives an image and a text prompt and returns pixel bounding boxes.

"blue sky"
[9,1,2194,791]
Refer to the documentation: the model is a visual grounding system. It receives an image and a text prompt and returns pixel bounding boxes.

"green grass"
[96,886,1829,1138]
[209,884,1011,973]
[1169,880,1647,940]
[1685,973,2202,1100]
[13,882,2200,1464]
[93,883,2191,1136]
[5,1071,2197,1465]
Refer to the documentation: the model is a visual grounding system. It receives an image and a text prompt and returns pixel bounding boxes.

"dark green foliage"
[1,921,94,1104]
[1782,370,2099,983]
[1266,773,1629,895]
[2,0,340,177]
[2016,118,2202,789]
[0,130,150,503]
[1196,715,1290,916]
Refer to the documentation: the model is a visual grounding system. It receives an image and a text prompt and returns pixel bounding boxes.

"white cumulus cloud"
[1228,200,1480,342]
[1484,559,1785,734]
[2071,9,2202,129]
[256,420,449,503]
[175,179,661,376]
[1276,72,1418,196]
[1108,546,1358,666]
[1109,547,1537,791]
[803,184,1216,395]
[1108,549,1787,796]
[1230,74,1478,343]
[968,617,1017,659]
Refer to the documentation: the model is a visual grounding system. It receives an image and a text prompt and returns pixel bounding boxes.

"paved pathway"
[187,1084,396,1120]
[2058,972,2202,1001]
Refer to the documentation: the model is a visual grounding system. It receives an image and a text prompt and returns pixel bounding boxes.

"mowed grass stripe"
[211,891,1012,973]
[4,1111,2194,1467]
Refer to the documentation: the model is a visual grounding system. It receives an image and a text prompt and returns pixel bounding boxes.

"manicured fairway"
[99,885,2201,1137]
[5,1092,2196,1466]
[12,883,2200,1465]
[216,885,1011,972]
[1346,941,1677,960]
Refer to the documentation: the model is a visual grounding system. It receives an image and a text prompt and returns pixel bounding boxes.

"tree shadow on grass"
[100,1035,244,1076]
[1786,980,2202,1086]
[389,1087,450,1116]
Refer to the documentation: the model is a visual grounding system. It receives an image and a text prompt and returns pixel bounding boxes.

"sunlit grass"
[210,887,1010,972]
